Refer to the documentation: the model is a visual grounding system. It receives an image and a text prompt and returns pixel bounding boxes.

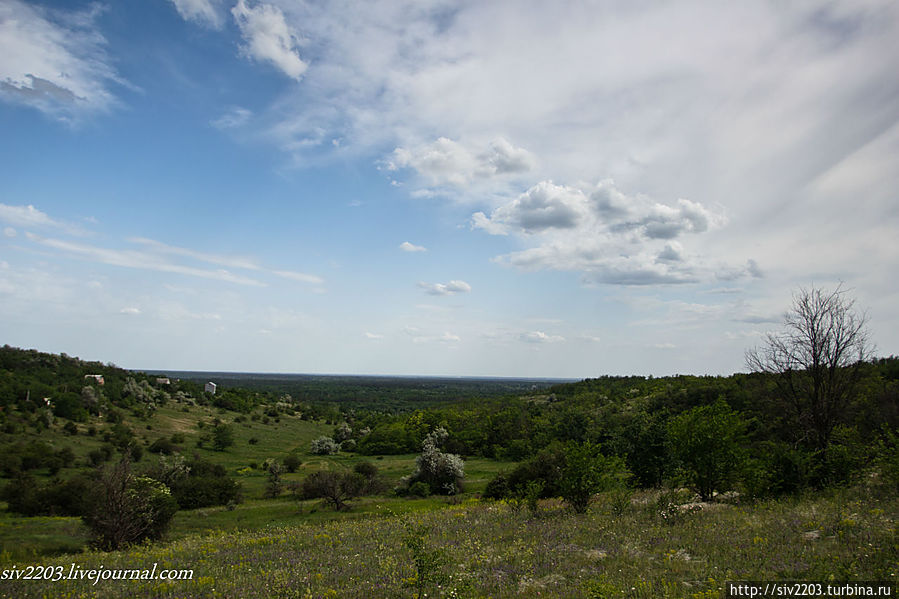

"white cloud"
[272,270,324,285]
[418,280,472,296]
[364,332,383,339]
[231,0,307,80]
[120,307,141,315]
[211,106,252,129]
[25,233,267,287]
[521,331,564,344]
[0,203,88,236]
[129,237,323,285]
[399,241,427,252]
[473,180,731,285]
[0,0,122,121]
[0,203,62,228]
[3,227,16,238]
[168,0,223,29]
[387,137,535,197]
[407,329,461,344]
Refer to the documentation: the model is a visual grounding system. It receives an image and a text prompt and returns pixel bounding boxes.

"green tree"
[82,460,178,551]
[212,423,235,451]
[301,470,366,511]
[559,442,629,514]
[668,400,748,501]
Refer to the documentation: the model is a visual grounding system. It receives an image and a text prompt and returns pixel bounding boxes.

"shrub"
[408,481,430,498]
[405,427,464,495]
[559,442,630,514]
[507,444,566,498]
[149,437,179,455]
[668,399,748,501]
[301,470,366,511]
[265,460,284,498]
[482,472,510,500]
[82,460,178,551]
[212,424,235,451]
[283,453,302,473]
[310,436,340,455]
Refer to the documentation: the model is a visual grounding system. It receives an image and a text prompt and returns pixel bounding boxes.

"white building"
[205,382,217,394]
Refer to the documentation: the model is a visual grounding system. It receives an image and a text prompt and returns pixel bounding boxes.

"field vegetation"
[0,287,896,596]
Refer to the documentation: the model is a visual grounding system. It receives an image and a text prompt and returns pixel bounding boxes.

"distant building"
[156,378,171,386]
[205,382,217,395]
[84,374,105,385]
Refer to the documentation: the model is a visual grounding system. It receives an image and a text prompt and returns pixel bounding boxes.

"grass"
[0,485,895,598]
[0,396,516,562]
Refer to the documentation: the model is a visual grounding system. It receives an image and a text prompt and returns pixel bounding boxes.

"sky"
[1,0,897,378]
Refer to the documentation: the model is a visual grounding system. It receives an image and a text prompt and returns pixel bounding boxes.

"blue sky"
[1,0,897,377]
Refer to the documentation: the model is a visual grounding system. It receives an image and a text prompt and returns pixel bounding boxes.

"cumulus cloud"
[388,137,535,193]
[399,241,427,252]
[231,0,307,80]
[472,180,732,285]
[473,181,587,234]
[418,280,472,296]
[0,1,122,121]
[168,0,223,29]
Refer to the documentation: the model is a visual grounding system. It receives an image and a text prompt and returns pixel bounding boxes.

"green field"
[1,485,895,598]
[0,398,517,562]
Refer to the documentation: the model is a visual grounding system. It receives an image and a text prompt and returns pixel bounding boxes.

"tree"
[559,442,629,513]
[265,459,284,498]
[283,453,302,473]
[82,459,178,551]
[746,285,873,453]
[212,423,235,451]
[301,470,366,511]
[668,400,747,501]
[405,427,465,495]
[310,436,339,455]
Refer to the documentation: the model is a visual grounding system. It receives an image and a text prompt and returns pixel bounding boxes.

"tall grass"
[1,485,895,598]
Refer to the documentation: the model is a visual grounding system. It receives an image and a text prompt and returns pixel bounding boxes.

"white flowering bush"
[406,427,465,495]
[310,436,340,455]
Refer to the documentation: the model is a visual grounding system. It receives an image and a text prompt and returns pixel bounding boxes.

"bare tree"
[746,285,873,452]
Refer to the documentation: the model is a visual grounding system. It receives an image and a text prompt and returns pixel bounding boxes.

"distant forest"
[2,344,898,498]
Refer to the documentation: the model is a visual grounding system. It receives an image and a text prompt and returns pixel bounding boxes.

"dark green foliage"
[2,474,93,516]
[148,437,180,455]
[283,453,302,473]
[506,444,566,499]
[668,400,748,500]
[301,470,366,511]
[407,481,430,498]
[81,460,178,551]
[482,472,510,500]
[265,460,284,498]
[559,442,630,513]
[0,441,77,477]
[167,458,242,510]
[874,426,899,490]
[212,423,235,451]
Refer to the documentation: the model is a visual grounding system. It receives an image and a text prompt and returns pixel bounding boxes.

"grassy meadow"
[0,399,514,562]
[1,485,895,598]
